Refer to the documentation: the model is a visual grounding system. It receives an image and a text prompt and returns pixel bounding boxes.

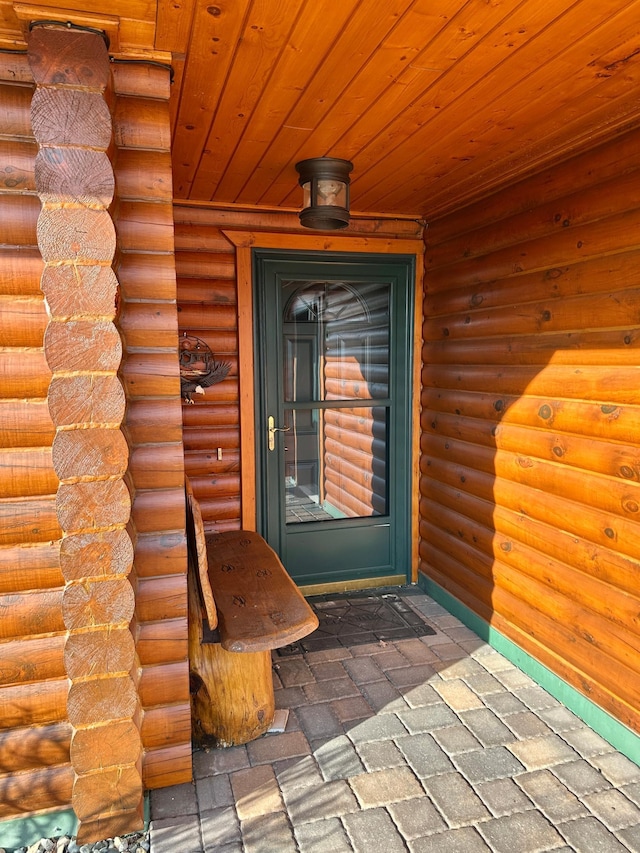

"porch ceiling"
[3,0,640,219]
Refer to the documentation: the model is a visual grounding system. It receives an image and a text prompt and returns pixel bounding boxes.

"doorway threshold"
[299,574,406,597]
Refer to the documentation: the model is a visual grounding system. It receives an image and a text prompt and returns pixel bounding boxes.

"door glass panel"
[283,281,390,402]
[282,279,391,525]
[284,403,388,525]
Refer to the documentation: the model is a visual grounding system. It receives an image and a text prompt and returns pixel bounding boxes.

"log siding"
[0,44,190,833]
[111,62,191,794]
[420,124,640,736]
[174,208,241,532]
[0,59,69,820]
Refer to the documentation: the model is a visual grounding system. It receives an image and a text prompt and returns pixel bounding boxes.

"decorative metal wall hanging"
[179,333,231,403]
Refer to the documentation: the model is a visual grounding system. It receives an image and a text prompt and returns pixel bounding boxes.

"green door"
[254,250,414,588]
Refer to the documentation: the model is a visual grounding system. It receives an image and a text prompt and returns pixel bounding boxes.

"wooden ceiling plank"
[214,0,361,203]
[237,0,457,205]
[452,16,640,164]
[423,81,640,221]
[3,0,636,216]
[255,0,484,204]
[398,9,638,208]
[233,0,419,206]
[170,0,252,198]
[264,0,529,208]
[348,0,594,211]
[353,0,637,214]
[278,3,568,212]
[155,0,197,54]
[389,0,640,216]
[187,0,309,201]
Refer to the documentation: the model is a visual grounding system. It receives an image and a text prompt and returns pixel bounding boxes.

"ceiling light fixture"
[295,157,353,230]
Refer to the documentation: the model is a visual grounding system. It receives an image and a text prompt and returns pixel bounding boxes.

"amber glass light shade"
[295,157,353,230]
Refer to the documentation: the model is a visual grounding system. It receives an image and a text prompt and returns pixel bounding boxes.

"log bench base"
[188,573,276,747]
[186,481,318,747]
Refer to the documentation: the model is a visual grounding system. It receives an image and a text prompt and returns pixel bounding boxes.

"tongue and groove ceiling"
[3,0,640,219]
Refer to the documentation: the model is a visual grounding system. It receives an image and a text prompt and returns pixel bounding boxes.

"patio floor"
[149,589,640,853]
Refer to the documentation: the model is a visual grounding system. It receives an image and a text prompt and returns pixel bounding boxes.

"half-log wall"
[0,51,69,824]
[174,207,241,530]
[112,61,191,796]
[420,123,640,739]
[0,32,189,841]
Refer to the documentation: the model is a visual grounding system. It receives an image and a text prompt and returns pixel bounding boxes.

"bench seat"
[204,529,318,653]
[186,479,318,746]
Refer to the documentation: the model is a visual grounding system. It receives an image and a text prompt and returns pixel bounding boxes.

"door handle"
[268,415,290,451]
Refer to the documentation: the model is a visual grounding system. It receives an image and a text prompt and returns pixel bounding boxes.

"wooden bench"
[185,479,319,747]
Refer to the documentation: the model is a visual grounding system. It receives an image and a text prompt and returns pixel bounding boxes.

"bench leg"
[190,643,275,747]
[188,570,275,747]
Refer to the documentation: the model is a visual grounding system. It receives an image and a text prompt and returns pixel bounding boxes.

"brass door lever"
[268,415,290,451]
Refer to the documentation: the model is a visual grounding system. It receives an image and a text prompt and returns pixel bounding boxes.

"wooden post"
[27,26,143,843]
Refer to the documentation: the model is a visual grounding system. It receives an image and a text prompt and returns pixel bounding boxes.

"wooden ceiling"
[2,0,640,219]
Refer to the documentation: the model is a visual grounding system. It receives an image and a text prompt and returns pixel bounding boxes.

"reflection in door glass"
[283,281,390,401]
[282,280,390,524]
[284,407,388,523]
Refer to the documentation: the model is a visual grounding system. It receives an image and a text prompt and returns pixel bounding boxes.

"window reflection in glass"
[283,281,390,402]
[284,407,388,523]
[281,279,390,524]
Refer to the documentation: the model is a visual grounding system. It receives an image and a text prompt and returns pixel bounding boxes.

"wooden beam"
[14,4,121,51]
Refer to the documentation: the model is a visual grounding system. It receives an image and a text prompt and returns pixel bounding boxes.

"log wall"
[0,54,70,821]
[421,124,640,735]
[0,43,189,832]
[174,208,240,531]
[111,63,190,793]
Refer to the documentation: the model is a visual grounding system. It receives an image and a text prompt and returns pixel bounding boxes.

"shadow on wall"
[419,131,640,739]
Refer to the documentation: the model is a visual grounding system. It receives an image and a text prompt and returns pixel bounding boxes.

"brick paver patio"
[149,591,640,853]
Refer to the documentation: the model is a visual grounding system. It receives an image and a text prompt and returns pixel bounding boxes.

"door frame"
[223,229,424,584]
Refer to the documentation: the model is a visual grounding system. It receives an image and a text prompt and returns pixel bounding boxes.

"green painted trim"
[0,794,150,852]
[0,809,77,851]
[418,574,640,766]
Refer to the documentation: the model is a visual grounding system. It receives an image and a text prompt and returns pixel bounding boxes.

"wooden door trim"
[224,230,423,582]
